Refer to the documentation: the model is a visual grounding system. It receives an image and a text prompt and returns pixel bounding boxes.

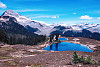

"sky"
[0,0,100,25]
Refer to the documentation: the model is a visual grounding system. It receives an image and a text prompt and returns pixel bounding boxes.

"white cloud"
[14,9,49,12]
[80,15,92,19]
[73,13,76,14]
[52,16,59,18]
[31,16,50,18]
[31,15,59,19]
[0,2,7,9]
[29,14,65,19]
[32,20,50,26]
[61,20,100,25]
[97,17,100,19]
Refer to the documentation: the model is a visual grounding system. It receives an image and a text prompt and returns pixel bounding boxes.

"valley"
[0,10,100,67]
[0,0,100,66]
[0,37,100,67]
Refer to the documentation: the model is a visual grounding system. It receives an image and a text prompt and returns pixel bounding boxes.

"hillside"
[1,10,100,38]
[0,15,46,45]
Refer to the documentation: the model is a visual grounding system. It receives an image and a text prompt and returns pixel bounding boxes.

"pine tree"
[55,33,59,41]
[72,51,79,63]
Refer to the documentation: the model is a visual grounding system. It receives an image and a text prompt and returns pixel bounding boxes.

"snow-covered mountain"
[1,10,100,36]
[72,23,100,33]
[2,10,48,26]
[2,10,55,36]
[3,10,21,18]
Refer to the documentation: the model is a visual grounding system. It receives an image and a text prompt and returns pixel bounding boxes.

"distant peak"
[3,9,14,15]
[6,9,14,12]
[2,10,21,17]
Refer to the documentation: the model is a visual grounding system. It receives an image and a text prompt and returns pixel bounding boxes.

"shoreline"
[0,37,100,67]
[41,37,97,52]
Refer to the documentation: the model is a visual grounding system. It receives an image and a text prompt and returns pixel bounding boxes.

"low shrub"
[31,64,43,67]
[72,51,96,65]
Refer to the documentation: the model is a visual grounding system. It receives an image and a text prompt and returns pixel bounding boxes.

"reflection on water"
[50,45,52,50]
[44,42,93,52]
[56,43,58,51]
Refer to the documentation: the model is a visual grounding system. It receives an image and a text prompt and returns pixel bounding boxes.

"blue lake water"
[44,42,93,52]
[59,38,67,41]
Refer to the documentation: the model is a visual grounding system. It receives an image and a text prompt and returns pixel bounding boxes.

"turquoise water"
[59,38,67,41]
[44,42,93,52]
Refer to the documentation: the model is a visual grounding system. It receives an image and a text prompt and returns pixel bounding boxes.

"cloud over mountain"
[80,15,92,19]
[52,16,59,18]
[73,13,76,14]
[0,2,7,9]
[97,17,100,19]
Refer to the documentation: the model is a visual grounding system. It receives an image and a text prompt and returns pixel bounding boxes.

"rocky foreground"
[0,37,100,67]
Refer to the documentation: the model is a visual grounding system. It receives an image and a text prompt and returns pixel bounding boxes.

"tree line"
[50,29,100,40]
[0,30,46,45]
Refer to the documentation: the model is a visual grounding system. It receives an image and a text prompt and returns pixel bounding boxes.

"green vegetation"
[88,35,93,39]
[72,51,97,64]
[50,33,60,42]
[7,35,46,45]
[0,29,46,45]
[79,56,84,63]
[72,51,79,64]
[39,37,49,45]
[84,56,91,64]
[0,30,8,43]
[50,34,54,42]
[0,56,11,60]
[31,64,43,67]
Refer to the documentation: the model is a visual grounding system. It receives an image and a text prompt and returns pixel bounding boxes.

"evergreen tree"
[89,35,93,39]
[0,30,8,43]
[72,51,79,64]
[50,34,54,42]
[55,33,59,41]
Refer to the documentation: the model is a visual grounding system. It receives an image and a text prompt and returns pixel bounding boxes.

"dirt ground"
[0,37,100,67]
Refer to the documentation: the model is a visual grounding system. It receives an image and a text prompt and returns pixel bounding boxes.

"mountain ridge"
[1,10,100,36]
